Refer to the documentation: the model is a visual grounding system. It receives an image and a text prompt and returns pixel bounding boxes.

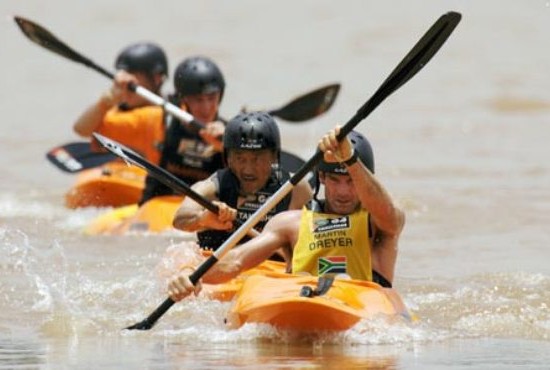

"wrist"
[196,209,209,228]
[342,149,358,166]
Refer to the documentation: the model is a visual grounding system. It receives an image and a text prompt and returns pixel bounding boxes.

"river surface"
[1,1,549,369]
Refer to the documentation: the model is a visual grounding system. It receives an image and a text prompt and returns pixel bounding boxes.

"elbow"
[172,210,202,232]
[172,214,191,231]
[381,207,405,238]
[398,210,406,233]
[391,208,406,236]
[73,125,88,138]
[172,216,182,230]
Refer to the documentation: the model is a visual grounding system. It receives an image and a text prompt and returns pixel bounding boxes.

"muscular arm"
[73,93,114,137]
[288,178,313,210]
[346,161,405,237]
[346,160,404,284]
[172,177,219,232]
[202,210,301,284]
[370,222,400,284]
[74,70,142,138]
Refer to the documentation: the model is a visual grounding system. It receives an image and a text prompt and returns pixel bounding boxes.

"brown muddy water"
[1,1,549,368]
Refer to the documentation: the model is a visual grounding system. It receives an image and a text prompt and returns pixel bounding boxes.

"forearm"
[202,225,289,284]
[172,178,219,231]
[202,250,244,284]
[73,93,114,137]
[347,161,404,235]
[172,206,208,232]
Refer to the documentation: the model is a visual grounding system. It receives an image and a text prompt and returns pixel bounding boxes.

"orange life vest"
[91,105,165,164]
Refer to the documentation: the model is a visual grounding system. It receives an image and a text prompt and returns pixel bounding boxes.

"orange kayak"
[203,259,287,301]
[225,272,413,331]
[65,162,146,209]
[84,195,183,235]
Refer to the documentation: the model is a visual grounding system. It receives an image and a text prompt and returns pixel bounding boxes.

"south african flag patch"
[318,256,347,275]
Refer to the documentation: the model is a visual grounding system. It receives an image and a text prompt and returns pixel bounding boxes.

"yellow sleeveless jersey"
[291,207,373,281]
[91,105,165,164]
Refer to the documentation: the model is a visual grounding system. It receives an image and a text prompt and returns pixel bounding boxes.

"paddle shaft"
[15,16,338,129]
[124,11,462,330]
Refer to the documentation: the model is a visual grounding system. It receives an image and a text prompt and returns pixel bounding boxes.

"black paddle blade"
[292,11,461,185]
[125,298,176,331]
[270,84,340,122]
[383,12,461,98]
[93,133,221,214]
[125,320,153,331]
[15,16,87,66]
[354,11,462,126]
[14,16,114,79]
[46,142,116,173]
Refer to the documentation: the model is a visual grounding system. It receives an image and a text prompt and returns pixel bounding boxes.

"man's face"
[182,92,221,123]
[319,172,360,215]
[227,149,277,195]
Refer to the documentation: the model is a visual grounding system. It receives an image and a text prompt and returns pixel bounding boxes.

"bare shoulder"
[273,209,302,222]
[289,178,313,209]
[266,210,302,232]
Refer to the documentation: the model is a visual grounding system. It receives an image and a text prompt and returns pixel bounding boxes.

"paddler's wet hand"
[199,121,225,152]
[168,272,202,302]
[318,125,354,163]
[198,201,236,231]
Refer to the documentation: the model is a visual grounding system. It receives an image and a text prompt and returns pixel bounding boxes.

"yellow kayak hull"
[84,195,182,235]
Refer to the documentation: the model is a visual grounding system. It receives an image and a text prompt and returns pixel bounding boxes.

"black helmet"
[223,111,281,156]
[317,130,375,174]
[115,42,168,76]
[174,56,225,98]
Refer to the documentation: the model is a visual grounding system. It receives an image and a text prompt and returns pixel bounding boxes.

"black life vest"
[140,114,225,204]
[197,167,291,250]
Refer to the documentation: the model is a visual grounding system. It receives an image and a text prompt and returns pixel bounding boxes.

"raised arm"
[73,92,115,137]
[320,125,404,236]
[346,157,404,237]
[73,70,137,137]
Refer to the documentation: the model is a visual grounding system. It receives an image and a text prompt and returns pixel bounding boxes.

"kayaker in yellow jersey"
[171,111,312,258]
[73,42,169,164]
[168,126,405,301]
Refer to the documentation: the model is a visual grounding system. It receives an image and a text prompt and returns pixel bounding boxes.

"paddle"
[45,80,335,173]
[14,15,339,129]
[92,133,261,237]
[44,83,337,173]
[13,15,338,175]
[44,81,338,174]
[124,11,462,331]
[46,142,115,173]
[267,83,340,122]
[45,140,310,178]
